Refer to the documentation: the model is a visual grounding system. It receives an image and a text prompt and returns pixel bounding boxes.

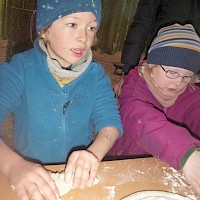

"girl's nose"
[174,77,183,86]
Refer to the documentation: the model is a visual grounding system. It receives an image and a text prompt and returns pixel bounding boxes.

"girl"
[0,0,122,200]
[109,23,200,195]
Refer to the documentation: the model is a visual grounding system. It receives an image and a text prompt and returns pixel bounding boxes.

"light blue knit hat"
[147,23,200,73]
[36,0,102,33]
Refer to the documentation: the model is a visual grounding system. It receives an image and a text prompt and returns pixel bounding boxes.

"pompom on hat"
[147,23,200,74]
[36,0,102,33]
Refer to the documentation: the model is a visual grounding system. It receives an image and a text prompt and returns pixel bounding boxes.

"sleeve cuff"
[180,147,200,168]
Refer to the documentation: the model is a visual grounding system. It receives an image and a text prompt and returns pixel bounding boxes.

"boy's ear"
[40,31,46,39]
[39,26,50,39]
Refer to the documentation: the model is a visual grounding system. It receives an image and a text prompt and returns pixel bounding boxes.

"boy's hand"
[65,150,99,189]
[182,150,200,196]
[6,159,59,200]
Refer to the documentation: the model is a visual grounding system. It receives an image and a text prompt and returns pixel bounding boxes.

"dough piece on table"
[50,172,72,197]
[50,171,99,197]
[11,171,99,198]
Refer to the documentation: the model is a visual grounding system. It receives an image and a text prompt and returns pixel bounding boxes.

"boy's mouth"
[71,48,85,57]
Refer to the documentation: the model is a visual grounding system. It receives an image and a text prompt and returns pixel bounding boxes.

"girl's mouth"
[167,88,177,92]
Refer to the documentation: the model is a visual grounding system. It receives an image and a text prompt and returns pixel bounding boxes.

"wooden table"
[0,157,198,200]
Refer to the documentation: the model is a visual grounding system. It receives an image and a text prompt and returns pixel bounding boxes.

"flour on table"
[50,171,99,197]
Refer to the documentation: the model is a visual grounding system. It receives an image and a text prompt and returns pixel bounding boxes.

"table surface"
[0,157,198,200]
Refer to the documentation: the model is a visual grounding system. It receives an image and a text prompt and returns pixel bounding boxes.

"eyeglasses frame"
[159,65,195,83]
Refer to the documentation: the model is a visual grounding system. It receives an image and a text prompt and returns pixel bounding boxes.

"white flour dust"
[161,167,196,199]
[162,167,187,188]
[104,186,116,200]
[99,161,197,200]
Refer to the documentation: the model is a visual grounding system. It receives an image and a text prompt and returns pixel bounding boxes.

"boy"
[0,1,122,199]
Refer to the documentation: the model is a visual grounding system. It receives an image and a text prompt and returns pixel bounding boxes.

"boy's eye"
[66,23,77,28]
[88,26,97,32]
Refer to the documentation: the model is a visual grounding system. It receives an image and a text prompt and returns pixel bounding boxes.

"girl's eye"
[88,26,97,32]
[66,23,77,28]
[168,71,177,75]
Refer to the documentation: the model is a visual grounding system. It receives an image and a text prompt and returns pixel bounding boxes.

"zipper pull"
[63,101,71,114]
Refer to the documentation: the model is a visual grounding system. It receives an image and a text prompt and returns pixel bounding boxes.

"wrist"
[86,149,100,162]
[2,156,24,177]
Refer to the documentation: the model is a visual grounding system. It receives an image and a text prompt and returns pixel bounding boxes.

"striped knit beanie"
[36,0,102,33]
[147,23,200,73]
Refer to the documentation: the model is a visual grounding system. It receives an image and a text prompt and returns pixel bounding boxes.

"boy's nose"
[77,30,87,43]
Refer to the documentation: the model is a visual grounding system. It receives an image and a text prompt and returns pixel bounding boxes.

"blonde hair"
[138,64,154,77]
[194,74,200,83]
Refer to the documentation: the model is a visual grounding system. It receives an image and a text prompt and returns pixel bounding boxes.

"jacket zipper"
[61,97,71,159]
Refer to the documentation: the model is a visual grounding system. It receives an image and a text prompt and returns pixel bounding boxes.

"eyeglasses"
[159,65,195,83]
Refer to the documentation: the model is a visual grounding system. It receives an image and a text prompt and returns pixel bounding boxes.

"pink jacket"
[109,68,200,170]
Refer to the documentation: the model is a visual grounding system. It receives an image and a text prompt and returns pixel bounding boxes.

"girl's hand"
[113,75,124,99]
[182,150,200,196]
[65,150,99,189]
[6,159,59,200]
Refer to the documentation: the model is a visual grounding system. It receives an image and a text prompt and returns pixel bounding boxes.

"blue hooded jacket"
[0,40,122,164]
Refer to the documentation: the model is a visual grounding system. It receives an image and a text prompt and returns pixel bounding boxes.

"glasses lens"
[166,71,179,79]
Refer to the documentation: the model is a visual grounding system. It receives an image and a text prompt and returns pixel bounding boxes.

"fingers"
[16,180,59,200]
[87,162,99,187]
[30,165,60,200]
[65,150,99,189]
[15,187,30,200]
[27,183,44,200]
[182,150,200,196]
[73,156,90,189]
[14,182,44,200]
[191,179,200,196]
[113,77,124,98]
[65,152,77,184]
[185,175,200,196]
[113,84,121,98]
[11,163,60,200]
[37,176,60,200]
[38,168,60,196]
[184,172,200,196]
